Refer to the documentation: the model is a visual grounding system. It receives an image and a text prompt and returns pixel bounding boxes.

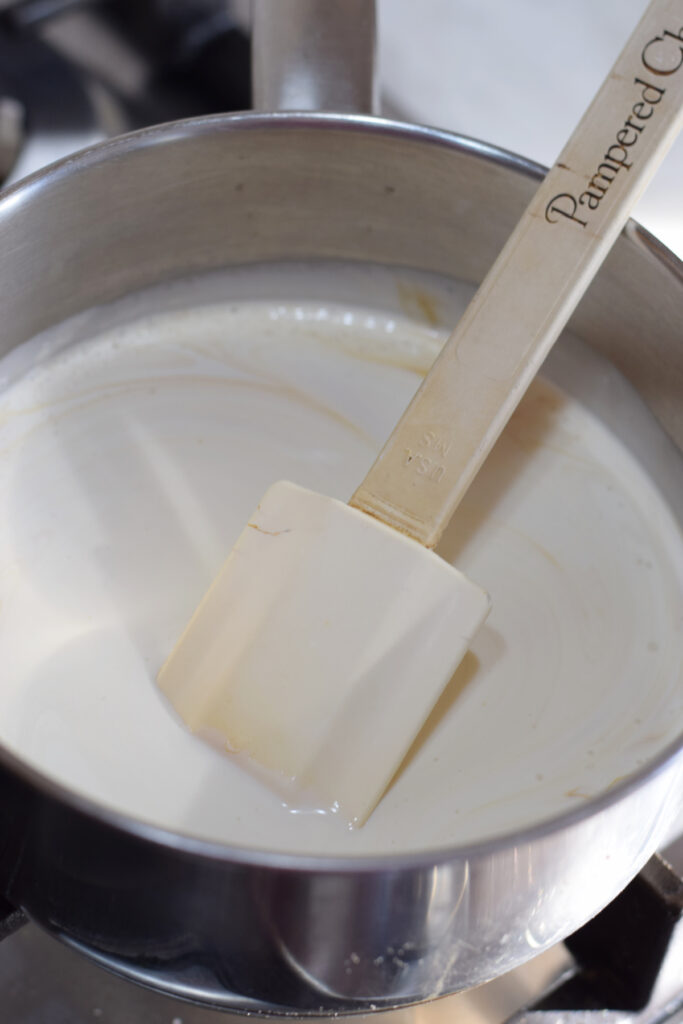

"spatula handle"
[352,0,683,548]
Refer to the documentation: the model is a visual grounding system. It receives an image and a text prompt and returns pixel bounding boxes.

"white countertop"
[378,0,683,259]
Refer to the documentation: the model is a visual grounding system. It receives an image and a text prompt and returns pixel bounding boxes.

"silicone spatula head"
[158,481,489,825]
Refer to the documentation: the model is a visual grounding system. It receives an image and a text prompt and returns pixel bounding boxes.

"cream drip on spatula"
[157,0,683,825]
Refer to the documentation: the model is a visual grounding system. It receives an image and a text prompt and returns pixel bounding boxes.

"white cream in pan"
[0,262,680,856]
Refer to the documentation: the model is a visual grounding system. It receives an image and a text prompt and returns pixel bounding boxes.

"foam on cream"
[0,262,680,855]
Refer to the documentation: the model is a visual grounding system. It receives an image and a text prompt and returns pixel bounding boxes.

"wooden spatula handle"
[352,0,683,548]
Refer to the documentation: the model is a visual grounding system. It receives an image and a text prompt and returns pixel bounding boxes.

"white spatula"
[158,0,683,826]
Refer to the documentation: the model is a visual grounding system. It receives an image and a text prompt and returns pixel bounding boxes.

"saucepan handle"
[251,0,378,114]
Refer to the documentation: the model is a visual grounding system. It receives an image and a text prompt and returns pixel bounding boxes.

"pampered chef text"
[545,25,683,228]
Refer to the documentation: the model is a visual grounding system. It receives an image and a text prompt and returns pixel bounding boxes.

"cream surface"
[0,262,681,855]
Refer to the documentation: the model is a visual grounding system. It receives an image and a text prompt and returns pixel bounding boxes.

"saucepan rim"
[0,108,681,874]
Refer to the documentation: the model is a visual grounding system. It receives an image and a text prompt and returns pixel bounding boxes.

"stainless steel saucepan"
[0,0,681,1014]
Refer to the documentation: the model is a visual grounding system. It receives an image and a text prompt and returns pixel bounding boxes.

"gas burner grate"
[515,855,683,1024]
[0,0,250,187]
